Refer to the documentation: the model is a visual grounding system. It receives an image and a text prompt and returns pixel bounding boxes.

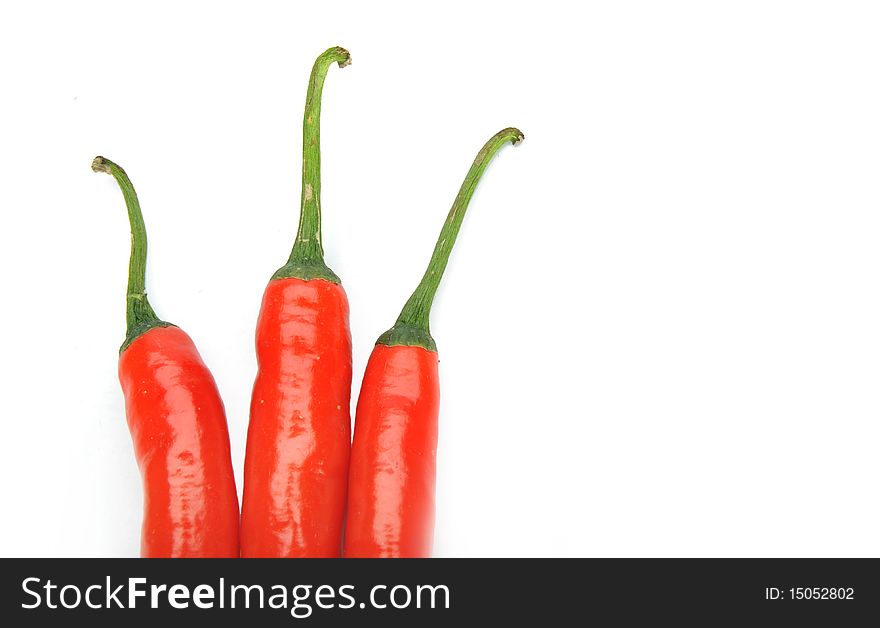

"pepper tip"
[91,156,111,174]
[321,46,351,68]
[335,46,352,68]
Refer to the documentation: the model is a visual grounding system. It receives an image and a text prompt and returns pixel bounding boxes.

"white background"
[1,1,879,557]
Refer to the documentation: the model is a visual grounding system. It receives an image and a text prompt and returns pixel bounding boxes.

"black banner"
[1,559,876,624]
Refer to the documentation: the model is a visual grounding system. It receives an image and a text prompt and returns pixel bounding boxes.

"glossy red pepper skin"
[240,277,352,557]
[118,325,240,558]
[344,344,439,558]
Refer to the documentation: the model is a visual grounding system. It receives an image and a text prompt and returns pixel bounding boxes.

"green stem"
[377,127,524,351]
[92,156,172,351]
[274,46,351,282]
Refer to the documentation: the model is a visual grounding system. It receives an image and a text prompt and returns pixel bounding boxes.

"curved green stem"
[92,156,172,351]
[274,46,351,282]
[377,127,524,351]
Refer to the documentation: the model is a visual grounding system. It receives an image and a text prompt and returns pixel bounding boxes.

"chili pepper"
[240,47,353,558]
[343,127,523,558]
[93,157,240,558]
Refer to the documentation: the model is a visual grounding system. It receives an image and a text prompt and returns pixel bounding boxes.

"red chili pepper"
[240,47,353,557]
[93,157,240,558]
[343,128,523,557]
